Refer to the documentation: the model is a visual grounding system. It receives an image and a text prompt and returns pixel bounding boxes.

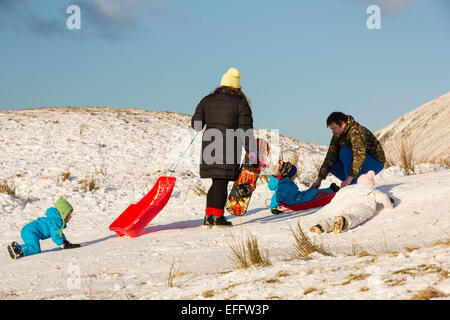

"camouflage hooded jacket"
[318,115,386,179]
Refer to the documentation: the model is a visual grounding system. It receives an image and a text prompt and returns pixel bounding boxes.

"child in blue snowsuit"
[7,197,81,260]
[268,161,337,214]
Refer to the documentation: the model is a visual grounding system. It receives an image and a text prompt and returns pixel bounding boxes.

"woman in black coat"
[191,67,255,228]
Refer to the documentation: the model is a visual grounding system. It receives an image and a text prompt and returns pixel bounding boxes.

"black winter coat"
[191,92,255,180]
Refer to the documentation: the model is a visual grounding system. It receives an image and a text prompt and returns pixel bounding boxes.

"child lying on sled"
[268,161,339,214]
[309,170,394,234]
[7,197,80,260]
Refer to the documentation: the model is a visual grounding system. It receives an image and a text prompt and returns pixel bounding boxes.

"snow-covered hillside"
[375,92,450,165]
[0,107,448,300]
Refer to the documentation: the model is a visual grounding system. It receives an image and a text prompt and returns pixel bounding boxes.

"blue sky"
[0,0,449,145]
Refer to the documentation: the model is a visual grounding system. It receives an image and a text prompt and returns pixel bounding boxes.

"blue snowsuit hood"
[268,175,300,210]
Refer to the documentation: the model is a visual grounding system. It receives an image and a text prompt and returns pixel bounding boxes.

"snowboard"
[226,138,270,216]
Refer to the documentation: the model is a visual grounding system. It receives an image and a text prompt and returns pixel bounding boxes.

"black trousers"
[206,178,230,209]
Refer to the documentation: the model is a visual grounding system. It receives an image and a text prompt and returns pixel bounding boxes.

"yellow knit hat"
[220,67,241,89]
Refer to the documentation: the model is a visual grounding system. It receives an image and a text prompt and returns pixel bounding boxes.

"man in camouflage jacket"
[311,112,386,189]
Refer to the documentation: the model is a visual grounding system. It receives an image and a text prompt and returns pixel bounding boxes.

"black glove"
[329,183,340,193]
[61,240,81,249]
[271,208,283,215]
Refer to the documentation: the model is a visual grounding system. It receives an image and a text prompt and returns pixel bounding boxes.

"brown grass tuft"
[191,183,207,196]
[388,139,416,174]
[78,174,100,192]
[228,231,272,269]
[341,273,370,286]
[289,220,333,260]
[58,171,71,182]
[0,178,31,202]
[167,259,183,288]
[0,179,16,196]
[275,270,290,277]
[202,290,215,298]
[409,287,448,300]
[304,287,317,295]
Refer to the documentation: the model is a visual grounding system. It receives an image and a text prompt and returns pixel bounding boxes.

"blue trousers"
[331,147,384,184]
[19,226,42,256]
[292,188,334,205]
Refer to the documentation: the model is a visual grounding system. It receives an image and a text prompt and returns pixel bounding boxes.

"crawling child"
[7,197,80,260]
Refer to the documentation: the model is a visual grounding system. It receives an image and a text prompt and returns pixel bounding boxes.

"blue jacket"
[268,175,333,210]
[21,207,67,246]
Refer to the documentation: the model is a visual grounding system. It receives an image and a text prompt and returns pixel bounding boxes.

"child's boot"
[7,242,24,260]
[333,216,349,234]
[310,224,325,234]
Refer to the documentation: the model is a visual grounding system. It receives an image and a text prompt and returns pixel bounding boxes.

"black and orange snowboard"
[226,139,270,216]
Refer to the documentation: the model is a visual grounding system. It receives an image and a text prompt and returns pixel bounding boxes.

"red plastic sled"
[109,176,176,238]
[279,191,336,212]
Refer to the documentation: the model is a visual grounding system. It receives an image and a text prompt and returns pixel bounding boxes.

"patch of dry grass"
[58,171,71,182]
[357,251,375,258]
[275,270,290,277]
[388,139,416,174]
[340,273,371,286]
[409,287,448,300]
[190,183,207,196]
[94,166,106,176]
[0,178,16,196]
[391,264,444,278]
[429,239,450,247]
[384,277,407,287]
[289,220,333,260]
[228,231,272,269]
[419,157,450,167]
[304,287,317,295]
[264,278,282,284]
[202,290,215,298]
[358,256,378,265]
[346,242,375,257]
[218,270,233,275]
[78,174,100,192]
[167,259,183,288]
[0,178,31,202]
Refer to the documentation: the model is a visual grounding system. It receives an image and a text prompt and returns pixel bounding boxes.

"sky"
[0,0,449,145]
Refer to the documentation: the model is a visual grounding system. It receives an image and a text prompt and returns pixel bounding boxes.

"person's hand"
[310,178,322,189]
[248,152,266,170]
[248,152,258,164]
[340,176,354,188]
[61,240,81,250]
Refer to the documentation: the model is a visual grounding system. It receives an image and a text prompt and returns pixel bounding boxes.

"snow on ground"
[0,107,448,300]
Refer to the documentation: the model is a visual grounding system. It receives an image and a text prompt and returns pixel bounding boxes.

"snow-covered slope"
[375,92,450,165]
[0,107,448,300]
